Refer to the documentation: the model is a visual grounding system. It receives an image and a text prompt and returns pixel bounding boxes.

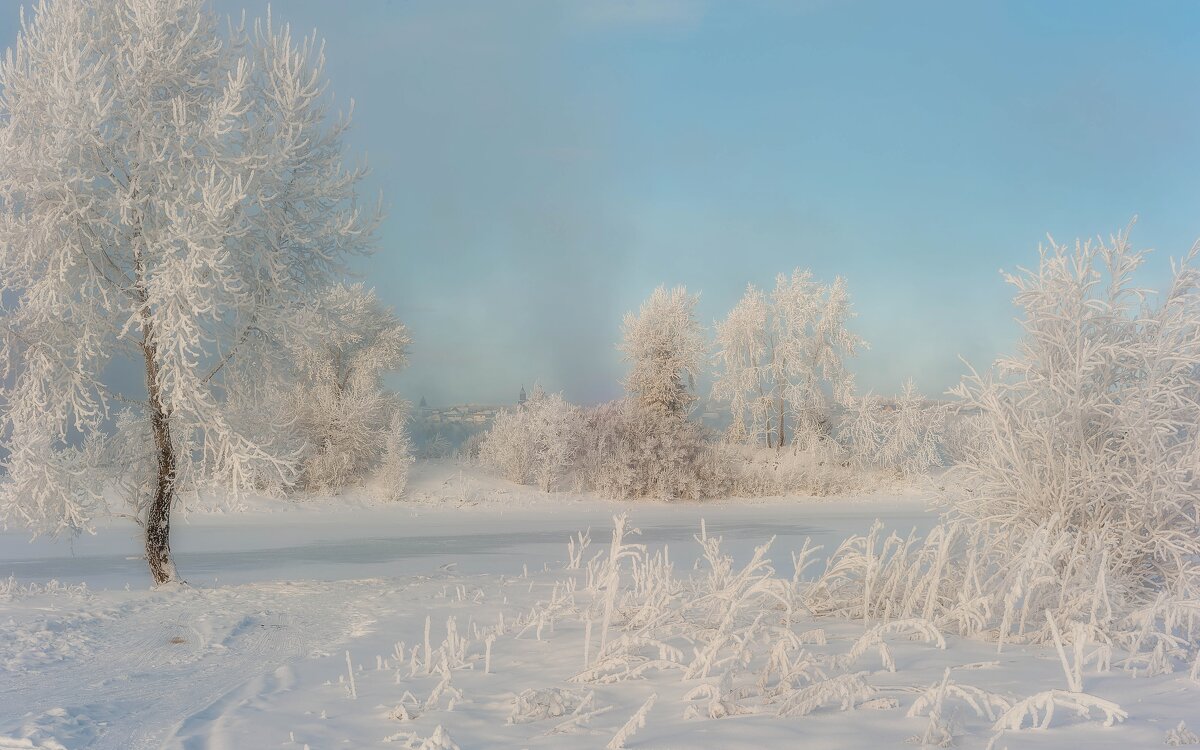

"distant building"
[417,403,506,426]
[518,385,527,407]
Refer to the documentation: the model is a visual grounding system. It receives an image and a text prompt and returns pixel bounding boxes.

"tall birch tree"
[0,0,379,583]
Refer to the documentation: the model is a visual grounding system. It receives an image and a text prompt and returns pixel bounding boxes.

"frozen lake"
[0,495,936,589]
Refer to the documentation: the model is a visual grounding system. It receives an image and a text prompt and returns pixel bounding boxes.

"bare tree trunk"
[142,325,178,585]
[777,394,786,450]
[133,227,178,585]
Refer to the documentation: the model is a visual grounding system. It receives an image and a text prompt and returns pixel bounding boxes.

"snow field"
[5,511,1196,749]
[2,483,1200,749]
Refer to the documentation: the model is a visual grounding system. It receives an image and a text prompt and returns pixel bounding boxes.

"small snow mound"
[0,706,100,750]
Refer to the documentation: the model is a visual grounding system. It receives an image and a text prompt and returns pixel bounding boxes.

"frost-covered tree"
[478,388,577,492]
[602,286,726,499]
[710,285,770,445]
[525,391,578,492]
[839,379,946,478]
[774,272,863,447]
[291,283,412,494]
[370,412,414,503]
[712,270,864,449]
[619,286,706,418]
[0,0,379,583]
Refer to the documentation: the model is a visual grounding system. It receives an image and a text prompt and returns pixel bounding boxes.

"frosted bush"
[947,229,1200,622]
[508,688,594,724]
[420,433,453,460]
[370,413,415,502]
[722,441,859,497]
[574,400,727,501]
[477,389,577,492]
[1166,721,1200,746]
[457,431,487,462]
[478,409,533,483]
[939,410,986,467]
[990,689,1127,735]
[807,227,1200,651]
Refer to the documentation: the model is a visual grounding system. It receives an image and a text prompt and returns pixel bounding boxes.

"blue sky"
[5,0,1200,407]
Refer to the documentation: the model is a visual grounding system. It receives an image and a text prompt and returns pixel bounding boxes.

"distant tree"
[712,270,864,449]
[711,285,771,444]
[619,286,706,418]
[839,379,946,478]
[292,283,412,495]
[0,0,379,583]
[421,432,452,460]
[371,412,414,502]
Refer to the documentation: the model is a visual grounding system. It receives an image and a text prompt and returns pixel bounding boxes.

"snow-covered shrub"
[947,230,1200,624]
[571,401,622,493]
[839,379,947,479]
[509,687,589,724]
[420,433,454,460]
[939,410,986,467]
[569,285,728,500]
[1166,721,1200,746]
[291,284,413,496]
[457,431,487,462]
[722,442,858,497]
[477,413,532,485]
[574,400,727,501]
[906,668,1011,747]
[808,229,1200,650]
[477,389,578,492]
[990,689,1127,735]
[370,413,416,502]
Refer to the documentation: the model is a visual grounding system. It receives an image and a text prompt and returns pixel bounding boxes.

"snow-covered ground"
[1,463,1196,749]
